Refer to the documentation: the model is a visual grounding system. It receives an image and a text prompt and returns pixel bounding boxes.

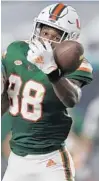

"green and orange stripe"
[49,3,66,20]
[59,146,74,181]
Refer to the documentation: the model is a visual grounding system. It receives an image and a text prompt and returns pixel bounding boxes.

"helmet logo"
[49,3,66,20]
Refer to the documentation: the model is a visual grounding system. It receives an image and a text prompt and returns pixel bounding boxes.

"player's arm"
[1,84,9,116]
[50,75,82,107]
[28,41,92,108]
[47,58,93,107]
[27,40,81,107]
[1,41,24,115]
[57,58,93,107]
[2,132,12,158]
[1,62,9,116]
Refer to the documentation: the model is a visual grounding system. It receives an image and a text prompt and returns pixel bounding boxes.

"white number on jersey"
[8,74,46,122]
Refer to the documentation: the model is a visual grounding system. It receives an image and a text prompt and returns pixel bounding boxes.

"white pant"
[2,147,75,181]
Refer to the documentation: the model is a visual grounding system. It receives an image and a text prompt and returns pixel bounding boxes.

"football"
[53,40,84,74]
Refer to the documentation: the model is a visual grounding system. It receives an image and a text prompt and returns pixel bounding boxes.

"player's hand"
[27,39,58,74]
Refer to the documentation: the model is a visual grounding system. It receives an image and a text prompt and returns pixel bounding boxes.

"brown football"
[53,40,84,74]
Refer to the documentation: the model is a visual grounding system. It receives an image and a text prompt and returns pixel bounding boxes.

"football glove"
[27,39,58,74]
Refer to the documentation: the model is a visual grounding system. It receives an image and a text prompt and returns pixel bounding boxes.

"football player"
[2,3,93,181]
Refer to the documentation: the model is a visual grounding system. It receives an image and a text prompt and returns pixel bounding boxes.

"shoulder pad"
[7,41,28,53]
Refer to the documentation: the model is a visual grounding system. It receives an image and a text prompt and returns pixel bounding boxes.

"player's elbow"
[70,91,82,107]
[68,86,82,107]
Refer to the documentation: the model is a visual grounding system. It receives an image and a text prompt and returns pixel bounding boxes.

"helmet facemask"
[31,18,69,44]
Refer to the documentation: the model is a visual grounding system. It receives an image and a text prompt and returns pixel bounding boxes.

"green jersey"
[2,41,93,156]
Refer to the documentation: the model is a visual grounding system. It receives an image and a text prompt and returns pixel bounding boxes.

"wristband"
[47,69,62,83]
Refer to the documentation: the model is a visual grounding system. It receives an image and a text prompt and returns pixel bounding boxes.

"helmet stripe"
[49,3,66,20]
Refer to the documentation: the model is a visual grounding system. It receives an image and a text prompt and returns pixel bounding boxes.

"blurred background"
[1,1,99,181]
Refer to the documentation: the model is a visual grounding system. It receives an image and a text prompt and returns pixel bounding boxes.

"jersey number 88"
[8,74,46,122]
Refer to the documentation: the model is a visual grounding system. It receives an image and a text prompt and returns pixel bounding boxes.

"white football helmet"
[31,3,81,43]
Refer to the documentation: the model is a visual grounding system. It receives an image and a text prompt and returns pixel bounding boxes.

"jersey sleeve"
[1,41,16,67]
[1,41,28,75]
[1,41,19,80]
[65,59,93,86]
